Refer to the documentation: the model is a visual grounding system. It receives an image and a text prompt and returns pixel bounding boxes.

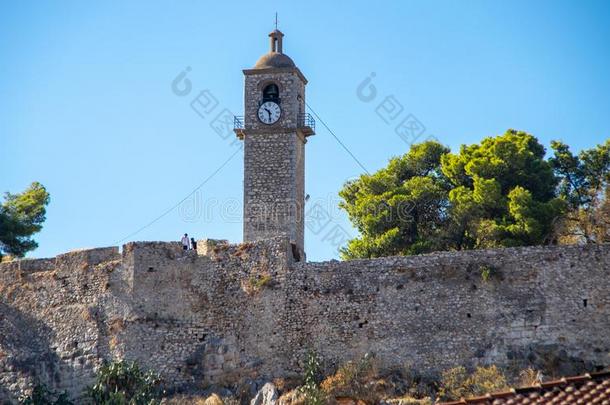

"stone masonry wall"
[242,69,307,256]
[243,132,305,251]
[0,238,608,402]
[0,247,121,400]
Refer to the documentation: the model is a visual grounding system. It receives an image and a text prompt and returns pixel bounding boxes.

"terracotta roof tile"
[438,370,610,405]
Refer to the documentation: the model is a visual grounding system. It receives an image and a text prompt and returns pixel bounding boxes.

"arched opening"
[262,83,280,103]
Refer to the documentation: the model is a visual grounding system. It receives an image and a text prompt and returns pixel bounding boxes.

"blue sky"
[1,0,609,261]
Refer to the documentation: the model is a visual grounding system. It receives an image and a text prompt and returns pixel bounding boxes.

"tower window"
[262,83,280,102]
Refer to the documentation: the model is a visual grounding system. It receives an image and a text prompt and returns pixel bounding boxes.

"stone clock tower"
[235,29,315,260]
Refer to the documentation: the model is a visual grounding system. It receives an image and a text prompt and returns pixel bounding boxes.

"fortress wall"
[106,237,295,390]
[285,244,609,377]
[0,239,608,402]
[0,247,120,400]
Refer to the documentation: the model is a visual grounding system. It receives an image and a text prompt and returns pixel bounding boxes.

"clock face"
[258,101,281,125]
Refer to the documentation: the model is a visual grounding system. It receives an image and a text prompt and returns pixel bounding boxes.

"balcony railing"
[233,116,245,138]
[233,113,316,137]
[297,113,315,134]
[234,116,245,130]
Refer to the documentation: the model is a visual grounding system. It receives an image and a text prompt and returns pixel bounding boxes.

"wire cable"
[305,101,370,174]
[115,101,368,244]
[114,146,242,244]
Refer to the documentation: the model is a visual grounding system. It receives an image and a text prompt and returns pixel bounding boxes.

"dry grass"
[161,393,240,405]
[95,259,120,274]
[2,284,18,301]
[212,244,230,254]
[278,389,306,405]
[109,335,119,350]
[233,242,254,259]
[108,318,125,333]
[272,376,301,393]
[0,255,15,263]
[438,365,509,401]
[517,368,542,386]
[243,273,273,295]
[320,355,380,403]
[385,397,432,405]
[81,306,93,321]
[204,394,223,405]
[161,395,206,405]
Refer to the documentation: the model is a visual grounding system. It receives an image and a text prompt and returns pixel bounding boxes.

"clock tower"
[235,29,315,261]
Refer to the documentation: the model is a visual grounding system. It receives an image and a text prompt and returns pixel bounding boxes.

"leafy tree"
[86,360,163,405]
[550,139,610,244]
[339,141,451,259]
[442,130,564,249]
[339,130,568,259]
[0,182,50,259]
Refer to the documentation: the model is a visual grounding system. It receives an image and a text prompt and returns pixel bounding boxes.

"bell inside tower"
[262,83,280,103]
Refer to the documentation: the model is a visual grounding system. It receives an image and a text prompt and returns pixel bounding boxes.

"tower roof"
[253,52,296,69]
[253,29,296,69]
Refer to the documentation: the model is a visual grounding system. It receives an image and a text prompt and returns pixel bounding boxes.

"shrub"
[517,368,542,386]
[278,389,306,405]
[388,397,432,405]
[320,353,378,402]
[299,351,325,405]
[0,254,15,263]
[249,274,272,289]
[86,360,163,405]
[204,394,223,405]
[400,364,435,400]
[160,395,207,405]
[438,366,469,400]
[438,365,508,401]
[218,396,240,405]
[467,365,508,396]
[19,382,72,405]
[480,264,496,282]
[244,273,273,294]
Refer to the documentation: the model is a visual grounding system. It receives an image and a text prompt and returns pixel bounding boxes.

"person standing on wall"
[181,233,190,251]
[190,238,197,251]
